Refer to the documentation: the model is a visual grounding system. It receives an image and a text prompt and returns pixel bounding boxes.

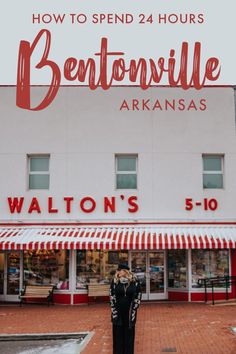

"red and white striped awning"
[0,225,236,250]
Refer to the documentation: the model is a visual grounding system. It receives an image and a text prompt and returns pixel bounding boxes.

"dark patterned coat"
[110,277,142,354]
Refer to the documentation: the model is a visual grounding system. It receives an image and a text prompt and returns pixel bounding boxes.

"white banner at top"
[0,0,235,85]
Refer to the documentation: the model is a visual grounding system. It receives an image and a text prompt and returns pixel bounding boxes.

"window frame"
[28,154,50,190]
[202,154,224,189]
[115,154,138,190]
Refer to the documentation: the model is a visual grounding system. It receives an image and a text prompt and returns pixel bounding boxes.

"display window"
[191,250,229,288]
[168,250,187,288]
[23,250,69,290]
[7,252,20,295]
[76,250,128,290]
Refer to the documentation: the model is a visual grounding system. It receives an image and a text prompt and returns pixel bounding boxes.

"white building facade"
[0,86,235,304]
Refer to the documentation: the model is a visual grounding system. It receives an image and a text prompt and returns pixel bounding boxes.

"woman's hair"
[113,269,136,284]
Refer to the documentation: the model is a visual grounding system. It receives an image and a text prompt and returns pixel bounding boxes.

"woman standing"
[110,264,142,354]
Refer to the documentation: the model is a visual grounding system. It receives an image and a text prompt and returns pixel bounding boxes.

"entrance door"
[0,251,21,302]
[130,251,167,300]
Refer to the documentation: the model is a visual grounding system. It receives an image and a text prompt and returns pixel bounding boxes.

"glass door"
[130,251,167,300]
[148,251,167,300]
[0,251,21,301]
[130,251,148,300]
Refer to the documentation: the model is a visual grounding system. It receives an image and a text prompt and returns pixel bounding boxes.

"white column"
[69,250,76,305]
[188,249,192,302]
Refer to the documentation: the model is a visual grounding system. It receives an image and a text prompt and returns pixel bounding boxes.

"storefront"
[0,224,235,304]
[0,86,236,304]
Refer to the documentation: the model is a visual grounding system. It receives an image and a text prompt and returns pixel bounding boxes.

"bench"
[19,285,54,306]
[88,283,110,303]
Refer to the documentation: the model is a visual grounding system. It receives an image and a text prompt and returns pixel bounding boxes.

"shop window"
[7,252,20,295]
[28,155,50,189]
[192,250,229,288]
[168,250,187,288]
[23,250,69,290]
[76,250,128,290]
[116,155,137,189]
[202,155,223,189]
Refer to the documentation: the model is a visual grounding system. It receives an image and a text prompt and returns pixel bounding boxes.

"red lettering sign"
[16,30,221,111]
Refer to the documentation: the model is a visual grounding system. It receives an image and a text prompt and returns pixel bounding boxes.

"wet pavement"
[0,333,90,354]
[0,302,236,353]
[1,339,82,354]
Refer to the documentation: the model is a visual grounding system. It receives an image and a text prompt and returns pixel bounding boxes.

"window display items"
[23,250,69,289]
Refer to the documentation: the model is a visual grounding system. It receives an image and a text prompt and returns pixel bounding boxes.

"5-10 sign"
[185,198,218,211]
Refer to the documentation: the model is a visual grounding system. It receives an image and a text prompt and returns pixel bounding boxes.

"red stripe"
[132,232,138,250]
[204,235,210,248]
[51,241,57,249]
[117,231,123,249]
[129,231,134,249]
[187,235,192,248]
[80,230,85,238]
[0,231,9,238]
[134,232,138,249]
[223,238,227,248]
[123,231,129,250]
[101,230,107,239]
[67,230,73,237]
[147,232,151,249]
[112,231,117,242]
[61,229,68,237]
[6,232,14,238]
[192,235,197,248]
[170,234,174,249]
[211,236,216,249]
[152,232,157,250]
[106,231,111,239]
[181,235,188,249]
[159,233,163,250]
[216,237,222,249]
[141,232,145,250]
[164,234,168,249]
[198,235,204,249]
[175,234,179,249]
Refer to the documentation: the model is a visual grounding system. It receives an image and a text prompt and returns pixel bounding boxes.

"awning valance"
[0,225,236,250]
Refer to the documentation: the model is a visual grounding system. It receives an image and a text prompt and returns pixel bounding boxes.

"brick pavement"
[0,302,236,353]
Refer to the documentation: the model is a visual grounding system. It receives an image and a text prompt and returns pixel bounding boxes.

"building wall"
[0,87,235,222]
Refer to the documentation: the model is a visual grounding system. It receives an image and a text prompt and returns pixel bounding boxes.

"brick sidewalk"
[0,302,236,353]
